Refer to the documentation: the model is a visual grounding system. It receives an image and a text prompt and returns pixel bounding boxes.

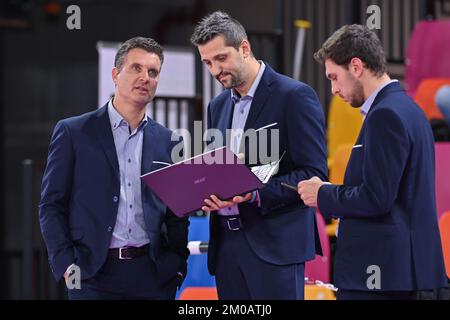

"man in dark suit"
[190,11,327,299]
[39,37,189,299]
[298,25,448,299]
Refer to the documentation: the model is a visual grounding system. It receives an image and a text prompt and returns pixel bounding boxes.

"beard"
[347,76,365,108]
[215,61,246,89]
[216,71,245,89]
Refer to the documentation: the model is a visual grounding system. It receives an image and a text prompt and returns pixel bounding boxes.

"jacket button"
[113,196,118,202]
[107,226,113,232]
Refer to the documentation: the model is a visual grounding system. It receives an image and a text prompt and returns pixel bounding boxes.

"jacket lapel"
[141,120,156,175]
[216,95,234,149]
[243,65,273,132]
[140,119,165,256]
[220,96,234,132]
[345,82,404,182]
[94,105,120,180]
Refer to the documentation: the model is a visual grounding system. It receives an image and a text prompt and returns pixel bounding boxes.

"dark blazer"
[318,82,448,291]
[207,64,328,274]
[39,104,189,286]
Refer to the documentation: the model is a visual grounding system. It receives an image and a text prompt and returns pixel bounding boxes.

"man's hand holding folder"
[202,193,253,212]
[201,153,253,212]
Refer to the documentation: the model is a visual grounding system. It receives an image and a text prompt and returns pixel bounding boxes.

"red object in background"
[405,20,450,97]
[435,142,450,220]
[305,211,331,283]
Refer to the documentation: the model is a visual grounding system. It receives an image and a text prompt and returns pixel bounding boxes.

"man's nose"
[210,62,221,77]
[331,83,339,95]
[140,70,150,82]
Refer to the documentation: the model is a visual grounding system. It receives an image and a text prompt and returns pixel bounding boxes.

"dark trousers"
[215,225,305,300]
[67,255,176,300]
[337,289,415,300]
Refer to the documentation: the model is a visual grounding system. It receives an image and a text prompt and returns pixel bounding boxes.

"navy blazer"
[39,104,189,285]
[318,82,448,291]
[207,64,328,274]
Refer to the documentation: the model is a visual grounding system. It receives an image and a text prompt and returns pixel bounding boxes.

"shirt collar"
[360,79,398,116]
[231,61,266,102]
[108,99,149,131]
[108,99,124,130]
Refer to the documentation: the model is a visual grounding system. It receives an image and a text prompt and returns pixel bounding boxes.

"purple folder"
[141,147,264,217]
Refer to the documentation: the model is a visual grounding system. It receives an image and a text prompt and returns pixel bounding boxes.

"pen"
[280,182,298,192]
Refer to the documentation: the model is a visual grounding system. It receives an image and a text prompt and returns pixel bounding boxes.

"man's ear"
[112,67,119,86]
[240,39,251,59]
[349,57,364,78]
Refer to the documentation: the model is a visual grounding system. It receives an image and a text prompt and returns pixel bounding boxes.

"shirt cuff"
[251,191,261,207]
[317,183,335,220]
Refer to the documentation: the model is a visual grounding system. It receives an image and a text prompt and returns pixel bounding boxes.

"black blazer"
[206,64,328,274]
[318,82,448,291]
[39,104,190,287]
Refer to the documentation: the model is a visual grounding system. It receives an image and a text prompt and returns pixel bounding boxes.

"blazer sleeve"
[318,108,410,219]
[38,121,76,280]
[163,209,190,275]
[259,84,328,215]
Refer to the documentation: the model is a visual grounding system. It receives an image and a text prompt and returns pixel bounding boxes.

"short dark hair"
[314,24,387,77]
[114,37,164,71]
[190,11,247,49]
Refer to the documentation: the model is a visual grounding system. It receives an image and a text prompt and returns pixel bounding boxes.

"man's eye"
[148,70,158,78]
[133,65,140,72]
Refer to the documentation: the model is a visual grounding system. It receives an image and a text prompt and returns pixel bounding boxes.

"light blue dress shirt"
[108,100,150,248]
[218,61,266,216]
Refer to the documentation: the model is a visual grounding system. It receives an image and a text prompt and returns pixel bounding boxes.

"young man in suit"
[39,37,189,299]
[298,25,448,299]
[190,11,327,299]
